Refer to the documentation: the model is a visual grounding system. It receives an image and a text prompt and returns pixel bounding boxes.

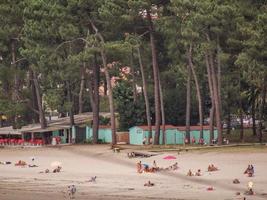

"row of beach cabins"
[0,113,218,146]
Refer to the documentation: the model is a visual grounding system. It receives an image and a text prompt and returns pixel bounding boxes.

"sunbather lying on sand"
[0,161,11,165]
[39,169,50,173]
[15,160,27,166]
[233,179,240,184]
[28,164,38,167]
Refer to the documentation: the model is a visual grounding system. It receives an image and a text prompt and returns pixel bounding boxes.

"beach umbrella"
[163,155,176,160]
[50,161,62,168]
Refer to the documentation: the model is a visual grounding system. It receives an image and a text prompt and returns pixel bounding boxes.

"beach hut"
[86,125,112,143]
[129,125,182,145]
[176,126,218,144]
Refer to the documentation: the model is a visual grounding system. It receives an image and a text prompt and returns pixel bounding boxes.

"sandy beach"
[1,145,267,200]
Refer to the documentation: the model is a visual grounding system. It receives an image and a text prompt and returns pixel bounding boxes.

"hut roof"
[0,126,21,135]
[176,125,216,131]
[0,112,111,134]
[134,125,177,131]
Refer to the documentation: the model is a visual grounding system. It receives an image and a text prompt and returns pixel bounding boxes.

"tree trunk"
[101,51,116,145]
[78,64,86,114]
[29,70,40,123]
[32,69,46,129]
[104,79,107,96]
[205,53,214,144]
[147,10,161,145]
[66,81,74,126]
[226,91,231,135]
[11,40,19,102]
[159,76,165,145]
[258,75,266,143]
[87,56,100,144]
[185,64,191,143]
[187,44,203,139]
[240,109,244,142]
[206,34,223,145]
[251,96,257,136]
[137,47,152,142]
[11,40,19,127]
[90,20,117,145]
[209,54,222,145]
[131,49,137,103]
[92,54,100,144]
[226,108,231,135]
[217,36,222,119]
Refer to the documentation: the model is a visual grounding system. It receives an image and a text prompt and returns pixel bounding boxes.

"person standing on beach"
[143,137,147,145]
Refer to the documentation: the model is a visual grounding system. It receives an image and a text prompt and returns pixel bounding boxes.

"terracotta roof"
[135,125,177,131]
[132,125,217,131]
[176,125,216,131]
[98,125,111,129]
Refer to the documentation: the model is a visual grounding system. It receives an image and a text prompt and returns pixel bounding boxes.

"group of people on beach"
[1,158,63,174]
[187,164,219,177]
[136,160,178,173]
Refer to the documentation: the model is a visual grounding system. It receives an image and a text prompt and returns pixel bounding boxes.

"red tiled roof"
[133,125,217,131]
[176,125,216,131]
[99,125,111,129]
[136,125,177,131]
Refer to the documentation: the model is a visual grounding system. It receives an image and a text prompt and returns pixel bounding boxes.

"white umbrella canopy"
[50,161,62,168]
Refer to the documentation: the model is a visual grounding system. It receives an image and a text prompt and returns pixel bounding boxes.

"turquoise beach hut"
[86,125,112,143]
[129,125,183,145]
[176,126,218,144]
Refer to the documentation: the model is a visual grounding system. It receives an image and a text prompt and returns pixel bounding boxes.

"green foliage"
[0,0,266,140]
[113,80,146,131]
[99,115,110,125]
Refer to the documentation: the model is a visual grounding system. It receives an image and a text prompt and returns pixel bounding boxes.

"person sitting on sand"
[152,160,159,172]
[172,162,178,170]
[144,180,154,187]
[187,169,194,176]
[136,161,142,173]
[244,165,254,177]
[244,181,254,195]
[195,169,202,176]
[142,163,150,172]
[208,164,218,172]
[15,160,27,166]
[53,166,62,173]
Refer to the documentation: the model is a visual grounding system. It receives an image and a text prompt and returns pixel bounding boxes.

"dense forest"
[0,0,266,145]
